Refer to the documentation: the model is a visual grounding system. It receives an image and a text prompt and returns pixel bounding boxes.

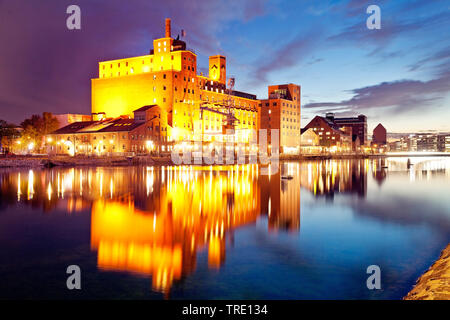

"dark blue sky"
[0,0,449,132]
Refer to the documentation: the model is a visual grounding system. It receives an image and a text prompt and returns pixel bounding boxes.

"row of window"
[264,101,299,109]
[282,132,300,137]
[282,110,299,116]
[282,125,300,130]
[282,117,298,123]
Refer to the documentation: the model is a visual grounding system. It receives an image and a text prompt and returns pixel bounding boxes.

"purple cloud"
[0,0,268,124]
[328,11,450,51]
[408,47,450,72]
[248,29,322,85]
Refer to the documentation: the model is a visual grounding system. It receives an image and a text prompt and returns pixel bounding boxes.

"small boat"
[281,175,293,180]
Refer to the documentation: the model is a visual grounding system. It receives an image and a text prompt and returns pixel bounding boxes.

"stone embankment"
[404,244,450,300]
[0,155,174,168]
[0,153,386,168]
[0,157,45,168]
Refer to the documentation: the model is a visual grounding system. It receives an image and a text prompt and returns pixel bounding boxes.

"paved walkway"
[404,244,450,300]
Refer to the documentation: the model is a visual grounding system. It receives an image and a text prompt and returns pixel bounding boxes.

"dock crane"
[199,77,239,139]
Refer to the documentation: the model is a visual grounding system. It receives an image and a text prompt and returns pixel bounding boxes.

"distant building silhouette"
[372,123,387,146]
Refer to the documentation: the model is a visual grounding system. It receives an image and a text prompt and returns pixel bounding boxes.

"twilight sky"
[0,0,449,133]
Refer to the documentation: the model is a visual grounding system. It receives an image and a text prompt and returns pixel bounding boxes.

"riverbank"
[0,155,173,168]
[2,152,444,168]
[404,244,450,300]
[0,153,383,168]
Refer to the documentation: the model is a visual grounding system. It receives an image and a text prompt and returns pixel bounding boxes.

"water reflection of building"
[299,160,367,198]
[87,164,300,295]
[0,164,301,296]
[90,165,261,294]
[0,168,91,213]
[372,158,387,186]
[259,163,300,232]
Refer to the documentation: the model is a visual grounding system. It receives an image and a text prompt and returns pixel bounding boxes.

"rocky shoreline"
[404,244,450,300]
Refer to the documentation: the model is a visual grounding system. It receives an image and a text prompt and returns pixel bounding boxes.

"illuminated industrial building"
[300,128,321,154]
[53,113,92,129]
[326,113,367,146]
[303,115,352,152]
[47,18,301,156]
[91,18,259,148]
[259,84,301,154]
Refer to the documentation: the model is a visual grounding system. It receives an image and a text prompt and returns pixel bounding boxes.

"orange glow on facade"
[91,19,260,146]
[47,18,302,155]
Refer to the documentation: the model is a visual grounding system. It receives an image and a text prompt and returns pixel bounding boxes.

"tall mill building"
[260,84,301,154]
[48,18,301,155]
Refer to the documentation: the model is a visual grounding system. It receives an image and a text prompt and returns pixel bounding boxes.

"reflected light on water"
[1,157,449,298]
[27,170,34,200]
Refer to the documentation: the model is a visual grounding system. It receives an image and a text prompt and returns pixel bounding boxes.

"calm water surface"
[0,157,449,299]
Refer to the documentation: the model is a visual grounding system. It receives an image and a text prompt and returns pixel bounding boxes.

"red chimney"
[165,18,171,38]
